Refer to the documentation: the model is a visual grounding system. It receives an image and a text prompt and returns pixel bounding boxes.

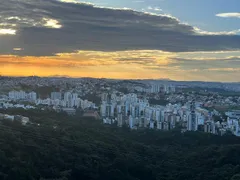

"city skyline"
[0,0,240,82]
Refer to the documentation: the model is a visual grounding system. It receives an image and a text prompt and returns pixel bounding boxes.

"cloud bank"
[0,0,240,56]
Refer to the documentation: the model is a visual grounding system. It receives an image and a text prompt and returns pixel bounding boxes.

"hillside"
[0,109,240,180]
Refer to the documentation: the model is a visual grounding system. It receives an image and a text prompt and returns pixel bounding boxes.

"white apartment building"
[51,92,62,100]
[9,91,26,100]
[28,92,37,101]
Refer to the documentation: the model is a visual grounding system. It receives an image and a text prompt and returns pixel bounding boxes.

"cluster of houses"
[0,113,30,125]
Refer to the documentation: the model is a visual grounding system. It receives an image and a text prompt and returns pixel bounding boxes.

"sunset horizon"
[1,0,240,82]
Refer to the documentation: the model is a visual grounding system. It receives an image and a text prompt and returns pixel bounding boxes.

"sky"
[0,0,240,82]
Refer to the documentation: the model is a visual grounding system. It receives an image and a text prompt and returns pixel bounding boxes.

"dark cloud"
[169,56,240,70]
[0,0,240,56]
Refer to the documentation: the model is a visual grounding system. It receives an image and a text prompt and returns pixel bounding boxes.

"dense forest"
[0,109,240,180]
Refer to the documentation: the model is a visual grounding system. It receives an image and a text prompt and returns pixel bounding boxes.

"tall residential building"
[150,120,154,129]
[106,105,111,117]
[9,91,17,99]
[101,93,108,102]
[64,92,73,107]
[51,92,62,100]
[28,92,37,101]
[150,84,161,93]
[204,121,216,134]
[9,91,26,100]
[187,100,198,131]
[100,103,107,117]
[139,117,145,127]
[72,93,78,100]
[64,92,72,101]
[163,121,169,130]
[129,115,133,129]
[157,121,163,130]
[164,85,176,94]
[117,113,123,127]
[19,91,26,99]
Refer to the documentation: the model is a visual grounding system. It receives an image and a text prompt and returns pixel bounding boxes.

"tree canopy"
[0,109,240,180]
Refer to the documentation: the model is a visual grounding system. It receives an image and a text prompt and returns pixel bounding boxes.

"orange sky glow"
[0,50,177,79]
[0,50,239,82]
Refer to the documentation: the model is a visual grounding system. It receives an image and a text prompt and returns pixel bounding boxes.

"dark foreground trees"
[0,109,240,180]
